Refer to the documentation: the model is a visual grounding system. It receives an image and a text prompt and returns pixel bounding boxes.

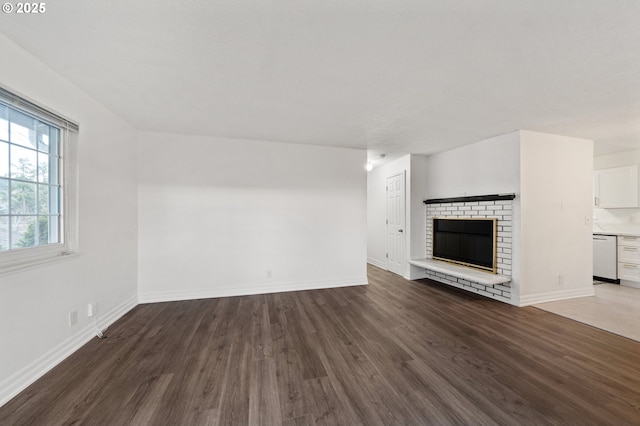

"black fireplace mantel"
[423,193,516,205]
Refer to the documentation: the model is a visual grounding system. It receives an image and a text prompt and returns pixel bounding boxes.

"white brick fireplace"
[413,195,514,303]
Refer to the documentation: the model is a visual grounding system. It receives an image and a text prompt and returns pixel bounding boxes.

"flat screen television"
[432,218,497,273]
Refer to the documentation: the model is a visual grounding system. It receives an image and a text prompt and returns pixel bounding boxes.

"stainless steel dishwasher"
[593,234,619,283]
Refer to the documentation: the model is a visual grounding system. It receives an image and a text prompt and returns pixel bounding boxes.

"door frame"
[385,171,406,275]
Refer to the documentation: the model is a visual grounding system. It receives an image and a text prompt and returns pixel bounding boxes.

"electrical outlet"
[68,310,78,327]
[266,270,272,278]
[558,275,564,285]
[87,303,95,318]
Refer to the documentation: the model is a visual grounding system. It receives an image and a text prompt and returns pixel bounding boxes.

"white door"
[386,172,405,275]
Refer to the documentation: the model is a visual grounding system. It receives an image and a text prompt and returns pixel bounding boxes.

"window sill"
[0,250,80,277]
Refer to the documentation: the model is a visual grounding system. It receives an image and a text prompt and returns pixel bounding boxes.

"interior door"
[386,172,406,275]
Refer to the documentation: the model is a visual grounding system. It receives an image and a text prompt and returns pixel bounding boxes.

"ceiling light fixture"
[365,153,386,172]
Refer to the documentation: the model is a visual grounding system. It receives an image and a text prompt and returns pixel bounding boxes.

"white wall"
[0,34,138,405]
[367,155,411,274]
[423,131,521,302]
[409,155,429,277]
[594,149,640,169]
[424,132,522,199]
[137,132,367,301]
[593,149,640,225]
[519,131,594,305]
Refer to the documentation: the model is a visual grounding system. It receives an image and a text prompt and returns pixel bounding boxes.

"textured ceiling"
[1,1,640,161]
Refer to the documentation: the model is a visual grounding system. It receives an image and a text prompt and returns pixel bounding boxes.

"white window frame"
[0,86,79,274]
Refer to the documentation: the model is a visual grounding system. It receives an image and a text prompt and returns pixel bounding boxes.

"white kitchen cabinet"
[617,235,640,287]
[594,165,639,208]
[619,263,640,282]
[618,245,640,264]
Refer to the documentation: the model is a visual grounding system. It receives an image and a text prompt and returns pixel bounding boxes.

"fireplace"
[432,218,497,273]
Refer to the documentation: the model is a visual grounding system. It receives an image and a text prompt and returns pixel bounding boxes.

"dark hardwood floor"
[2,265,640,425]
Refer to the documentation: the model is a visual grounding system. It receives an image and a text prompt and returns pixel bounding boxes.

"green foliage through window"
[0,101,61,251]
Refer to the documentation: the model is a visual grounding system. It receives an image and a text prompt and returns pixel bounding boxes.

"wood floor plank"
[2,264,640,425]
[215,296,256,425]
[248,358,282,426]
[272,319,307,420]
[283,308,327,380]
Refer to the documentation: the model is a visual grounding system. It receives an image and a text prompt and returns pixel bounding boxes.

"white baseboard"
[367,258,386,269]
[97,295,138,331]
[138,277,368,303]
[0,294,138,408]
[520,287,595,306]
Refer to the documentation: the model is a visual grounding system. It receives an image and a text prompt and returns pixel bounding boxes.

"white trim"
[95,295,138,331]
[367,257,386,269]
[0,85,79,131]
[0,250,79,277]
[0,294,137,408]
[520,287,595,306]
[138,277,368,304]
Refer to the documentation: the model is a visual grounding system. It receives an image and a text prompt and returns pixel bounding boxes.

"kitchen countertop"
[593,223,640,237]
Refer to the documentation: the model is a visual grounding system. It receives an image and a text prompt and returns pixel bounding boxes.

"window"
[0,87,78,272]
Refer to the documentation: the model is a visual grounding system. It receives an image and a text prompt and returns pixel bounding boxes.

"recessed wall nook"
[409,194,515,303]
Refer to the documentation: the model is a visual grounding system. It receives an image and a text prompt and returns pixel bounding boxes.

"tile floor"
[535,284,640,342]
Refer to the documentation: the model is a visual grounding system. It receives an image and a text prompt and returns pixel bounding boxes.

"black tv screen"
[432,218,496,271]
